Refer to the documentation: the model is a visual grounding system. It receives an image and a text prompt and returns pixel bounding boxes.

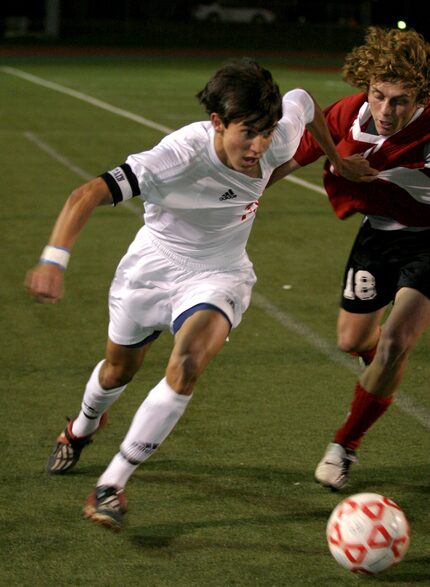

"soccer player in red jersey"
[270,27,430,489]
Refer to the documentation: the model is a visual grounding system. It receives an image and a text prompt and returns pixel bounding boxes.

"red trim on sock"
[334,382,393,451]
[350,345,377,366]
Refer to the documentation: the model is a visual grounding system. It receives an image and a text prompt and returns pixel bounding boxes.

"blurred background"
[0,0,427,55]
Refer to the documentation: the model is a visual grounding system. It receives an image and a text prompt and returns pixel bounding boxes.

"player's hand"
[334,154,379,183]
[25,263,65,304]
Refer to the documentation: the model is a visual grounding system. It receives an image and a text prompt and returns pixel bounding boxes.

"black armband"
[100,163,140,206]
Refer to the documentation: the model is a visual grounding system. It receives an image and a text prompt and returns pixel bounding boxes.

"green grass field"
[1,52,429,587]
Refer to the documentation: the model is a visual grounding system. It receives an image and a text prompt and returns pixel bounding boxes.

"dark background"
[0,0,426,54]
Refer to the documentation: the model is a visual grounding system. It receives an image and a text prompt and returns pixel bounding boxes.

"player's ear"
[211,112,225,133]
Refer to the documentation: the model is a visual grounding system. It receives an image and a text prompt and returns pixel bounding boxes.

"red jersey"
[293,93,430,227]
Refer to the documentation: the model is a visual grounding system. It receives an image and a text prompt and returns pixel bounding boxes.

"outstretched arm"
[268,94,378,189]
[25,177,113,304]
[306,97,377,183]
[266,158,302,188]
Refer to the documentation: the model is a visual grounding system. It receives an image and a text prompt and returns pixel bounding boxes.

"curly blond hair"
[342,27,430,104]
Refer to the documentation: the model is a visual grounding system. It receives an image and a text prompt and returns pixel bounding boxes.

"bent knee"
[337,331,364,354]
[166,352,205,393]
[337,338,357,354]
[99,361,136,389]
[337,324,380,354]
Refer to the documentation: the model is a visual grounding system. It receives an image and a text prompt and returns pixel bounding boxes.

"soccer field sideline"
[6,64,430,433]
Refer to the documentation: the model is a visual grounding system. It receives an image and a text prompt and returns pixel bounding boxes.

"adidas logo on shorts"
[225,297,235,309]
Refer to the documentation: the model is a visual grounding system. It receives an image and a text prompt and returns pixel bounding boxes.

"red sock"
[334,382,393,451]
[350,345,377,366]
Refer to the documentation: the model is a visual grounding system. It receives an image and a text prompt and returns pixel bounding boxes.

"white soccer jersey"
[103,89,314,270]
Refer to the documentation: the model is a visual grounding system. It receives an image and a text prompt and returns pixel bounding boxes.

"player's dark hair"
[196,58,282,130]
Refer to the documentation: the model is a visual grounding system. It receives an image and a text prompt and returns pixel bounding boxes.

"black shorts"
[340,220,430,314]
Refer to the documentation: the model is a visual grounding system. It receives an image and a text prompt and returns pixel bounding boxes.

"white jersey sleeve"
[262,89,314,172]
[101,124,205,205]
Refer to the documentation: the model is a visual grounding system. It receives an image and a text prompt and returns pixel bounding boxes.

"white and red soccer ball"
[326,492,410,574]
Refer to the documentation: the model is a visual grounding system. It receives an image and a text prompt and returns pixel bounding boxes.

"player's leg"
[316,309,388,490]
[316,221,393,489]
[46,244,167,477]
[84,307,231,530]
[316,288,430,490]
[72,337,158,435]
[337,287,430,451]
[336,220,392,366]
[46,336,157,475]
[337,307,385,365]
[360,287,430,395]
[165,307,231,393]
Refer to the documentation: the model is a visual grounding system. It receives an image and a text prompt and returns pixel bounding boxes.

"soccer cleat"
[83,485,128,532]
[45,412,108,475]
[314,442,357,491]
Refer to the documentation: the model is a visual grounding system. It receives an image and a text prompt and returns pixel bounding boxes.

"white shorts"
[108,229,257,346]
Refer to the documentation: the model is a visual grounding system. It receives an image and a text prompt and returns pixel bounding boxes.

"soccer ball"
[326,492,410,574]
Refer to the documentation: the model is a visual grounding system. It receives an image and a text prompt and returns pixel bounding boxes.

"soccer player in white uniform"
[26,58,376,530]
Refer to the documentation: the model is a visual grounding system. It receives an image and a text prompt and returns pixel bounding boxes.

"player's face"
[212,114,276,176]
[368,81,421,136]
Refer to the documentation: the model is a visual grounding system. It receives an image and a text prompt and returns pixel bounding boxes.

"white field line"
[284,173,326,195]
[2,66,172,134]
[24,131,141,216]
[12,66,429,431]
[251,293,430,431]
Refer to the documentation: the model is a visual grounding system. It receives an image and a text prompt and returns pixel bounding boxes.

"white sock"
[71,360,127,437]
[97,452,138,489]
[97,377,192,488]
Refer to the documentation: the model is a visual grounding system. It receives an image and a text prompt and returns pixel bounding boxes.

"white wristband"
[40,245,71,270]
